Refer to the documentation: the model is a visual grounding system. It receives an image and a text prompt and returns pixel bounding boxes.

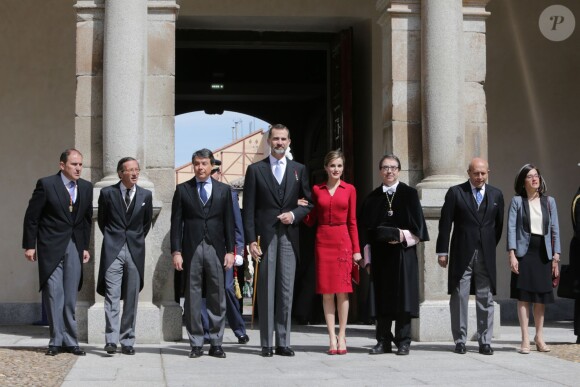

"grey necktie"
[274,161,283,184]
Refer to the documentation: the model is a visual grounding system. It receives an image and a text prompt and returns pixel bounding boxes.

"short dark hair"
[268,124,290,139]
[378,154,401,170]
[116,157,138,173]
[514,163,547,197]
[324,150,344,167]
[192,148,215,165]
[60,148,82,163]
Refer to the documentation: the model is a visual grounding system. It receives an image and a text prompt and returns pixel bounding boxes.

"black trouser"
[375,314,411,347]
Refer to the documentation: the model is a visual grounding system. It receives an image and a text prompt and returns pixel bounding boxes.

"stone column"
[376,0,422,186]
[73,0,105,342]
[146,0,182,342]
[413,0,497,341]
[463,0,491,162]
[97,0,152,188]
[85,0,171,344]
[418,0,465,192]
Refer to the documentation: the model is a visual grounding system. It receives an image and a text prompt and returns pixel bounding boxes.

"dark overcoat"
[242,157,312,259]
[22,172,93,291]
[359,183,429,318]
[436,181,504,295]
[96,182,153,297]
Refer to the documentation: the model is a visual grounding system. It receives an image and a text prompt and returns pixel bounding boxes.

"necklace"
[386,191,395,216]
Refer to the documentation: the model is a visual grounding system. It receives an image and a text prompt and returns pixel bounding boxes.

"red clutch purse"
[552,273,560,288]
[352,262,360,285]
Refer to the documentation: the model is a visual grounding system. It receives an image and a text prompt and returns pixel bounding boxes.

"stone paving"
[0,347,76,387]
[0,322,578,386]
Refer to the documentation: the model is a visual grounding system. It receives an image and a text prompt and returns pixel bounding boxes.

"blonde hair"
[324,150,344,167]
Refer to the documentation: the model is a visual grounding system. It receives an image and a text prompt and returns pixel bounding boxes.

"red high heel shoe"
[337,337,347,355]
[327,337,338,355]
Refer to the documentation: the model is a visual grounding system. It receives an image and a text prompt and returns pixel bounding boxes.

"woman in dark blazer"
[507,164,560,354]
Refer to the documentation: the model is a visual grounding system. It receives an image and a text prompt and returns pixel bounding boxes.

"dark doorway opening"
[175,29,362,324]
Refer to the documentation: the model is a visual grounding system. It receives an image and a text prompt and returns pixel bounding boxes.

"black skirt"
[510,234,554,304]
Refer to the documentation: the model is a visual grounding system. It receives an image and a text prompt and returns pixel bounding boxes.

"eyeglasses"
[123,168,140,174]
[380,165,399,171]
[525,174,539,180]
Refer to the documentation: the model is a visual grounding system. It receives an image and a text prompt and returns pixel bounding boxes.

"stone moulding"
[74,1,104,22]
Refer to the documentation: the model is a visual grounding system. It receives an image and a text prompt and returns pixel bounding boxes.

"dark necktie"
[199,181,207,205]
[125,188,131,209]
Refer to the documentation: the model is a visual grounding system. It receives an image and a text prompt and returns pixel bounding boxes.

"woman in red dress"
[303,150,362,355]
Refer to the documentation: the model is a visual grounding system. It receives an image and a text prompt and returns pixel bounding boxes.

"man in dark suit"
[201,161,249,344]
[436,157,504,355]
[171,148,235,359]
[22,149,93,356]
[359,154,429,356]
[243,124,313,357]
[97,157,153,355]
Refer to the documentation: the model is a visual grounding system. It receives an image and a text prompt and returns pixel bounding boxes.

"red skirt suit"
[304,181,360,294]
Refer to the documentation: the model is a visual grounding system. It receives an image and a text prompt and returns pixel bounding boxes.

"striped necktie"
[475,188,483,207]
[199,181,208,204]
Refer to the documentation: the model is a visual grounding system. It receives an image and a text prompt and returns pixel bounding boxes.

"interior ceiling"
[175,30,331,117]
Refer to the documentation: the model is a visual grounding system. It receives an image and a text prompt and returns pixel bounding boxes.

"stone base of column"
[417,175,466,207]
[87,301,181,344]
[160,302,183,341]
[76,301,90,342]
[412,300,501,342]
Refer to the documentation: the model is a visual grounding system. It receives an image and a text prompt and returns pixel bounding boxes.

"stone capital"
[463,0,491,18]
[74,0,104,21]
[148,0,180,21]
[377,0,421,28]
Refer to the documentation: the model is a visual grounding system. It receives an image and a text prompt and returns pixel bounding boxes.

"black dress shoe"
[104,343,117,354]
[209,345,226,358]
[369,341,392,355]
[275,346,295,357]
[45,346,59,356]
[261,347,274,357]
[121,346,135,355]
[189,346,203,358]
[237,334,250,344]
[64,346,86,356]
[479,344,494,355]
[396,344,410,356]
[454,343,466,354]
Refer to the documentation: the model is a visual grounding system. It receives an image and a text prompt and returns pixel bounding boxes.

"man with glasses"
[359,154,429,356]
[97,157,153,355]
[436,158,504,355]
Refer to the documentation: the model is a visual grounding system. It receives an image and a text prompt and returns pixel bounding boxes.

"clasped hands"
[25,249,90,263]
[172,251,234,271]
